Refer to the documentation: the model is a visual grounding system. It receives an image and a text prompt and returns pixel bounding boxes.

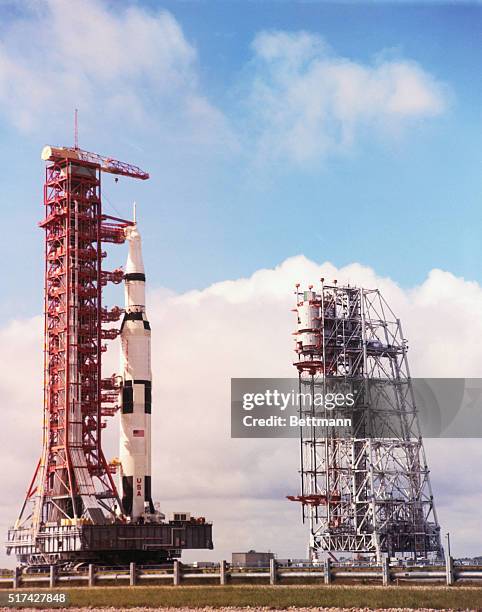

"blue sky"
[0,0,481,319]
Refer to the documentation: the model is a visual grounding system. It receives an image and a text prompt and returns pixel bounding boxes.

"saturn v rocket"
[119,215,155,519]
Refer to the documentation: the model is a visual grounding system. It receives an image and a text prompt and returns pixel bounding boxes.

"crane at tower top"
[41,145,150,180]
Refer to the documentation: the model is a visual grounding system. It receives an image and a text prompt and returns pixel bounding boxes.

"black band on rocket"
[124,272,146,282]
[121,311,150,332]
[122,386,134,413]
[122,476,133,515]
[145,476,154,513]
[121,380,151,413]
[123,311,143,321]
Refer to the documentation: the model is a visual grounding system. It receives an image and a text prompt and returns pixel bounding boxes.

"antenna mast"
[74,109,79,150]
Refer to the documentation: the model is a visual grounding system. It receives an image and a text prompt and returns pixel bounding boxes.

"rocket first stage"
[119,215,155,519]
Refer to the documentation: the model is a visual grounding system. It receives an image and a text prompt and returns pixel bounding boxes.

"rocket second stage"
[119,221,154,519]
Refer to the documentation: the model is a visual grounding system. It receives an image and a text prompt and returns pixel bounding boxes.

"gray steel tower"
[291,282,442,562]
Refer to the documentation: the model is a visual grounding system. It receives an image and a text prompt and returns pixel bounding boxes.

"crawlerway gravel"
[0,607,473,611]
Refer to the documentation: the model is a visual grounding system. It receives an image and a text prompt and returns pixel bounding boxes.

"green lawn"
[55,584,482,609]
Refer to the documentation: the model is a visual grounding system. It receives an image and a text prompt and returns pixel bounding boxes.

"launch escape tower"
[6,145,212,567]
[290,282,442,562]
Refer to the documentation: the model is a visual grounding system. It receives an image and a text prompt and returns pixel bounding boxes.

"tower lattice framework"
[7,146,213,568]
[16,156,130,544]
[292,283,442,561]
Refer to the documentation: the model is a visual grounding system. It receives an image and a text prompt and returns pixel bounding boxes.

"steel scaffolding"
[7,146,213,567]
[291,282,442,562]
[8,154,132,565]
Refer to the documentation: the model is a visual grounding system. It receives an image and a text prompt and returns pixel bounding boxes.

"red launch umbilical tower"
[7,144,213,568]
[35,151,138,526]
[10,146,147,559]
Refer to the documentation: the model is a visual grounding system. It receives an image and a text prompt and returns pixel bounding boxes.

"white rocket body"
[119,222,154,519]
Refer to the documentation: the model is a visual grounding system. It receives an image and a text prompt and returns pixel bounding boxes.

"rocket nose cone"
[125,224,145,275]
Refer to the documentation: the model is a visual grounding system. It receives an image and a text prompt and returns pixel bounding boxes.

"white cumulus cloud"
[1,256,481,566]
[246,30,448,162]
[0,7,449,165]
[0,0,233,149]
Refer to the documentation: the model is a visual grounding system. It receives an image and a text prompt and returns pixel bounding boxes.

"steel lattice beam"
[291,283,442,562]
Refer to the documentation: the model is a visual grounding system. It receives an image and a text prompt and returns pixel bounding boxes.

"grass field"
[46,584,482,609]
